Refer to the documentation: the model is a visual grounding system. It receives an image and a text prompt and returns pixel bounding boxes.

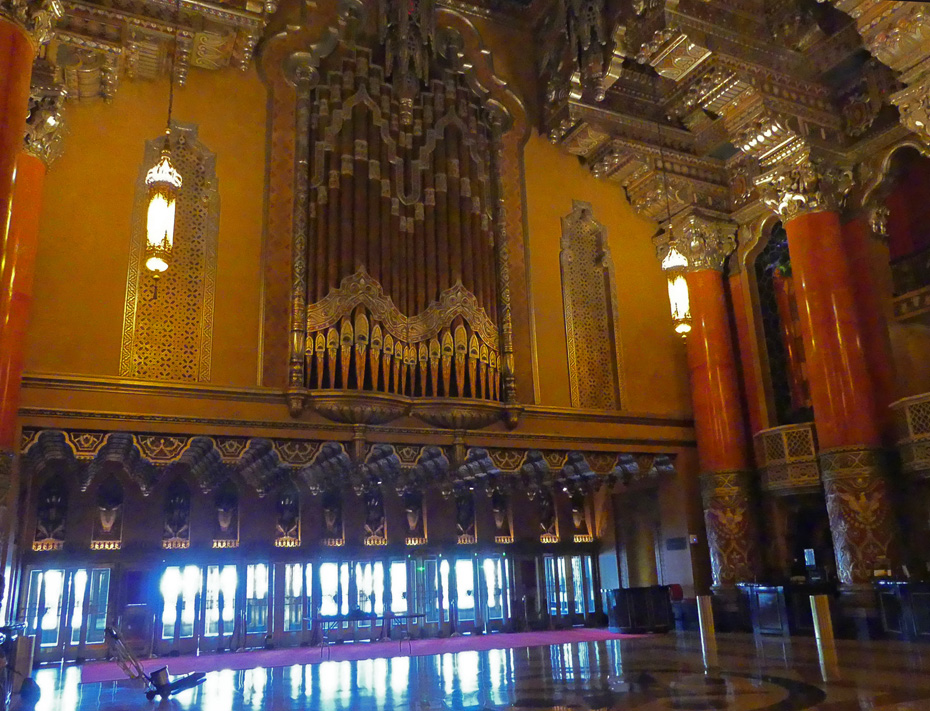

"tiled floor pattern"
[27,632,930,710]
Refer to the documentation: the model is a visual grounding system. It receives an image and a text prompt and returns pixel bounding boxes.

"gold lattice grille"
[908,400,930,437]
[560,201,623,410]
[120,123,219,382]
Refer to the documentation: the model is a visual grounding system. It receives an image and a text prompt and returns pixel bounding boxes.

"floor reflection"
[27,632,930,710]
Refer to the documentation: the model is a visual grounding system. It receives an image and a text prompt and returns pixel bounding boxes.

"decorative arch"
[559,200,623,410]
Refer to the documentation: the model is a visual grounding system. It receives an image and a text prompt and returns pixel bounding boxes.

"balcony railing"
[753,422,821,494]
[891,394,930,478]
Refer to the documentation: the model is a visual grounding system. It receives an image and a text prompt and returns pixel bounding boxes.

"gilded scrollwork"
[23,60,67,167]
[755,152,854,221]
[0,0,62,46]
[306,268,499,348]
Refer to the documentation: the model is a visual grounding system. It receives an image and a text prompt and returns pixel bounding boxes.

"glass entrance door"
[453,558,477,633]
[203,565,237,651]
[24,567,111,663]
[481,557,510,632]
[543,556,569,626]
[158,565,202,655]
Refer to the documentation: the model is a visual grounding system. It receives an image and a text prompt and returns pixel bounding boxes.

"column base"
[819,446,899,584]
[699,470,761,587]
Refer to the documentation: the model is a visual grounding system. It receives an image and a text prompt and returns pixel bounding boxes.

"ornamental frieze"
[20,428,677,499]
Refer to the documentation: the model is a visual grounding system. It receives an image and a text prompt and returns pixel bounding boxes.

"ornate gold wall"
[17,6,705,594]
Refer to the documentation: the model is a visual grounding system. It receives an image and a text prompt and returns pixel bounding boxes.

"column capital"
[23,59,66,167]
[653,208,737,273]
[0,0,62,46]
[754,151,854,222]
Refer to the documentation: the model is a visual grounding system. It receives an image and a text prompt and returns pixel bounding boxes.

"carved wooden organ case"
[267,2,526,429]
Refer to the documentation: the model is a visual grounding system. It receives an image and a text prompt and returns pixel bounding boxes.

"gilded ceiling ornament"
[754,152,854,222]
[0,0,62,45]
[23,59,67,167]
[379,0,436,123]
[653,209,737,273]
[892,79,930,145]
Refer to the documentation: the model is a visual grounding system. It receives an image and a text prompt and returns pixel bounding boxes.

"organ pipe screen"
[294,45,505,402]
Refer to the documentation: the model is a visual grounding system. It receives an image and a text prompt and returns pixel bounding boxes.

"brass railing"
[753,422,821,494]
[892,394,930,478]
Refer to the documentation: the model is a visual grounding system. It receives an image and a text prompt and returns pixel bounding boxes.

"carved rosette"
[700,469,759,586]
[819,446,898,585]
[653,209,737,273]
[23,60,67,167]
[755,152,854,222]
[0,0,62,45]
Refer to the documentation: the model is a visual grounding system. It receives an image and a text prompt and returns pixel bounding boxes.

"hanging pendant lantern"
[144,132,182,276]
[662,245,692,337]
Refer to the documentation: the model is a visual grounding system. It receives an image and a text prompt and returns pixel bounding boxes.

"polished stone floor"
[26,632,930,710]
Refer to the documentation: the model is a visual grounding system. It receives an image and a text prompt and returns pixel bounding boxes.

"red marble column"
[657,210,761,588]
[782,207,898,584]
[842,215,897,442]
[0,16,36,483]
[0,152,45,451]
[728,272,767,436]
[687,268,759,587]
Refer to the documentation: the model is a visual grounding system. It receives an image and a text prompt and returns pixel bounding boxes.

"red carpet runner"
[81,628,642,684]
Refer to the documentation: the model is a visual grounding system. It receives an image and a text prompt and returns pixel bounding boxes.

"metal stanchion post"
[696,595,719,671]
[810,594,839,682]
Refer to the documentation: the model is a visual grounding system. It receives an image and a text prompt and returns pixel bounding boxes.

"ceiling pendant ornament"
[378,0,436,123]
[563,0,609,98]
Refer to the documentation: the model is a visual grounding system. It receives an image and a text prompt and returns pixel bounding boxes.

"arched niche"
[213,479,239,549]
[163,478,192,550]
[275,481,300,548]
[91,475,124,551]
[34,476,68,552]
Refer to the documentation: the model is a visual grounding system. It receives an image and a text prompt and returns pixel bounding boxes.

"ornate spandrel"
[754,152,854,222]
[0,0,62,46]
[653,208,737,272]
[559,200,623,410]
